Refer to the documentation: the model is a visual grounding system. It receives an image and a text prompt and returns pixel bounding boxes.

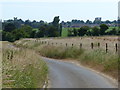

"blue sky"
[0,0,119,22]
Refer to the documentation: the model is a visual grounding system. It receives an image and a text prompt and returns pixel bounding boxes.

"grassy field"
[2,41,48,88]
[15,38,119,80]
[61,28,68,37]
[33,28,39,32]
[37,36,118,54]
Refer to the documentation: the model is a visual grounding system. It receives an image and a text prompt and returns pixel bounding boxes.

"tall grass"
[79,49,118,78]
[37,45,84,59]
[38,45,118,79]
[2,42,48,88]
[15,40,119,79]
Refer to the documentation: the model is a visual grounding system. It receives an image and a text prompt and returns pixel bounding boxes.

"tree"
[52,16,60,27]
[25,20,31,26]
[78,26,90,36]
[59,23,62,36]
[2,31,15,42]
[73,28,78,36]
[30,30,37,38]
[117,27,120,35]
[100,24,108,35]
[105,28,117,35]
[91,26,100,36]
[4,23,16,32]
[48,25,59,37]
[86,29,93,36]
[21,25,32,36]
[11,25,33,40]
[86,20,92,24]
[52,16,61,36]
[35,25,47,37]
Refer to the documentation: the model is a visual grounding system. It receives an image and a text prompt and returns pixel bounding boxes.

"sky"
[0,0,119,22]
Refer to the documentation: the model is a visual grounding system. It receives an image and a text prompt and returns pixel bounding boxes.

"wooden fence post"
[10,51,13,59]
[72,44,73,48]
[106,43,108,53]
[98,43,100,48]
[91,43,93,49]
[7,52,10,59]
[80,43,82,49]
[66,43,67,47]
[115,43,118,53]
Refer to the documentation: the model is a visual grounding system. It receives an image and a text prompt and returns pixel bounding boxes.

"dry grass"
[2,42,48,88]
[79,49,119,79]
[15,39,119,80]
[33,36,118,54]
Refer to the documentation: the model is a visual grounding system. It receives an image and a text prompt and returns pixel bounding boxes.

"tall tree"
[73,28,78,36]
[4,23,16,32]
[52,16,60,28]
[78,26,90,36]
[36,25,47,37]
[59,23,62,36]
[91,26,100,36]
[48,25,59,37]
[100,24,108,35]
[52,16,60,36]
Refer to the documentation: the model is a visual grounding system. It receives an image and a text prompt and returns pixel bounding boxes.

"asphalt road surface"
[43,57,117,88]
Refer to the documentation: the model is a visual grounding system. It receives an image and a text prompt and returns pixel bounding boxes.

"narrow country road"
[42,57,117,88]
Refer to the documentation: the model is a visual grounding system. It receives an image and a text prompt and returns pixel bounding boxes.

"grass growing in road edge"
[14,40,119,80]
[2,42,48,88]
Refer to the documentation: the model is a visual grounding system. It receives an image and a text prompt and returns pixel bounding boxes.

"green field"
[33,28,39,31]
[61,28,68,37]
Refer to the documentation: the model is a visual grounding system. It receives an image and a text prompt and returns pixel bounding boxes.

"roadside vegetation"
[2,42,48,88]
[36,45,119,79]
[14,40,119,80]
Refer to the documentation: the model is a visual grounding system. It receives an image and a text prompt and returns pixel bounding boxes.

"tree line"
[1,16,62,42]
[68,24,120,37]
[1,16,120,42]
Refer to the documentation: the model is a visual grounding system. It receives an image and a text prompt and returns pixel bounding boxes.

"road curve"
[42,57,117,88]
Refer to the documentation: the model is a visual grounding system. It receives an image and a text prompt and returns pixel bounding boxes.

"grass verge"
[2,42,48,88]
[14,40,119,80]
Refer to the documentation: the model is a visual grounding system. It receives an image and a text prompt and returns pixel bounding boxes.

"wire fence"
[33,39,119,54]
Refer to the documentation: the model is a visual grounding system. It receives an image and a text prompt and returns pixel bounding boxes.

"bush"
[78,26,90,36]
